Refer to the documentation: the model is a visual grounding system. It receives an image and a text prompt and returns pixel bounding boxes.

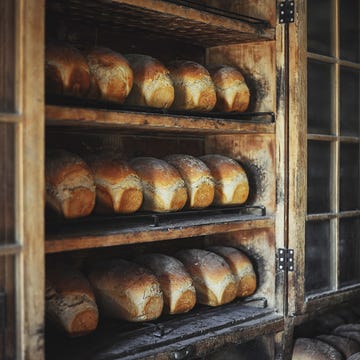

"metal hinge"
[279,1,295,24]
[0,292,6,332]
[278,248,294,271]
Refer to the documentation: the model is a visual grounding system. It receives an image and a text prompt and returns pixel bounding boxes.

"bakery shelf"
[45,105,275,134]
[45,206,274,253]
[46,297,283,360]
[46,0,274,47]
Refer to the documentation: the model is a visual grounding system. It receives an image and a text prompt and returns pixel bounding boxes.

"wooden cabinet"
[0,0,359,359]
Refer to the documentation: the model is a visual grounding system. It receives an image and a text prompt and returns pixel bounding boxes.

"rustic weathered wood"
[287,0,308,316]
[45,217,274,253]
[45,105,275,134]
[18,0,45,359]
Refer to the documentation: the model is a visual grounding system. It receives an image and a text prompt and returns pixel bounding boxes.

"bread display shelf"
[47,0,274,47]
[46,297,283,360]
[46,105,275,134]
[45,206,273,253]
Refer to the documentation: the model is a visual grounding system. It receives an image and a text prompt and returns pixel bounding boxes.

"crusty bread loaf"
[207,246,256,298]
[85,47,133,103]
[46,262,99,337]
[200,154,249,205]
[88,259,163,322]
[86,155,143,214]
[292,338,344,360]
[317,334,360,358]
[333,324,360,333]
[332,329,360,344]
[209,65,250,112]
[124,54,174,109]
[135,253,196,314]
[130,157,187,212]
[164,154,215,209]
[45,44,90,97]
[175,249,236,307]
[168,60,216,111]
[347,353,360,360]
[46,150,96,218]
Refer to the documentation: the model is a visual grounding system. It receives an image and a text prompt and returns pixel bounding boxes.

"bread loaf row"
[46,246,256,337]
[46,44,250,112]
[46,150,250,219]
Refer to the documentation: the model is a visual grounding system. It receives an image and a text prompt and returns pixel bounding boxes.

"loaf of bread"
[135,253,196,314]
[175,249,236,307]
[130,157,187,212]
[347,353,360,360]
[85,47,133,103]
[46,262,99,337]
[207,246,256,298]
[317,334,360,358]
[124,54,174,108]
[164,154,215,209]
[86,155,143,214]
[209,65,250,112]
[292,338,343,360]
[45,44,90,97]
[168,60,216,111]
[200,154,249,205]
[332,328,360,344]
[45,150,96,218]
[88,259,163,322]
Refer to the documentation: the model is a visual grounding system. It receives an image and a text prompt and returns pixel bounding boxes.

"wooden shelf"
[46,299,283,360]
[47,0,275,46]
[45,212,274,253]
[45,105,275,134]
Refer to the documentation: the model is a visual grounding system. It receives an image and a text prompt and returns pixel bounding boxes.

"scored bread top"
[130,157,185,188]
[85,47,133,102]
[46,150,94,190]
[45,44,90,97]
[46,261,96,301]
[164,154,214,184]
[124,54,172,84]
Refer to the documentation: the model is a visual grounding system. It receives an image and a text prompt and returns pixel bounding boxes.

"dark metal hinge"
[278,248,294,271]
[279,1,295,24]
[0,292,6,332]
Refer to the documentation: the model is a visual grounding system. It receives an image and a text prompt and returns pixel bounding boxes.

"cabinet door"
[0,1,44,359]
[288,0,360,315]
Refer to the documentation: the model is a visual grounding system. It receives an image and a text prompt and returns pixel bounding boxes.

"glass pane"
[305,220,332,294]
[0,123,16,245]
[307,141,331,214]
[307,0,332,56]
[340,68,360,136]
[340,143,360,211]
[307,61,333,134]
[340,0,360,62]
[0,1,16,112]
[0,255,16,360]
[339,217,360,287]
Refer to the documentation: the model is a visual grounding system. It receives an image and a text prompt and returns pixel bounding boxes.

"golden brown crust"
[175,249,236,306]
[87,156,143,214]
[45,262,99,337]
[45,150,96,218]
[209,65,250,112]
[130,157,187,212]
[200,154,249,205]
[207,246,257,297]
[124,54,174,108]
[164,154,215,209]
[88,259,163,322]
[168,60,216,111]
[135,253,196,314]
[45,44,90,97]
[85,47,133,103]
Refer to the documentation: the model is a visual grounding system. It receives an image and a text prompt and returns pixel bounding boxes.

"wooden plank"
[45,217,274,253]
[45,105,275,134]
[18,0,45,359]
[287,0,308,316]
[0,113,21,124]
[0,244,22,256]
